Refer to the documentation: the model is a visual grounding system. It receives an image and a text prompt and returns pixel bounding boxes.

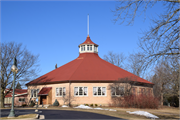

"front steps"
[34,104,50,108]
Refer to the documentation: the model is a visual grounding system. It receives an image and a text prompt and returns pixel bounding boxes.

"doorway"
[40,95,46,104]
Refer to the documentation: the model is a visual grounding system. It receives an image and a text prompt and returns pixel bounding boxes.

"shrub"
[53,99,59,106]
[22,104,27,107]
[111,94,159,109]
[29,101,35,107]
[95,104,98,107]
[85,104,89,106]
[90,104,93,107]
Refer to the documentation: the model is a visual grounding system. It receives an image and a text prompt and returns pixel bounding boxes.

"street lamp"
[8,57,18,118]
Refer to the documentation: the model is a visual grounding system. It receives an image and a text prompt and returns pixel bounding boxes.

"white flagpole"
[87,14,89,36]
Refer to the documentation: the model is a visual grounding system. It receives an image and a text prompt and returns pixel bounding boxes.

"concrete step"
[34,104,50,108]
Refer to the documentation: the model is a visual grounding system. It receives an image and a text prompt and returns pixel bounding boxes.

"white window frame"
[81,46,83,51]
[83,45,85,51]
[87,45,89,51]
[19,98,25,102]
[90,45,92,51]
[74,87,88,96]
[93,87,106,96]
[56,87,66,97]
[111,86,125,97]
[31,89,39,98]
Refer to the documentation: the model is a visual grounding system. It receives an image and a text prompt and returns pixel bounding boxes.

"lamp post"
[8,57,18,118]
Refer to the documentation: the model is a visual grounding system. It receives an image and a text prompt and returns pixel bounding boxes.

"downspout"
[69,80,71,106]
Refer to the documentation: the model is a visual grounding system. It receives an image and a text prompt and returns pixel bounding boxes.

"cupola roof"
[79,35,98,47]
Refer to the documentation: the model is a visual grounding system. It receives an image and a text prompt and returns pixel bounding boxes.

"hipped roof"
[26,53,153,85]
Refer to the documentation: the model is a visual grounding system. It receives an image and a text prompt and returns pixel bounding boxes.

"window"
[81,46,83,51]
[94,46,96,51]
[93,87,106,96]
[87,45,89,51]
[111,87,124,96]
[19,98,25,102]
[140,88,145,95]
[147,89,152,95]
[82,45,85,51]
[90,45,92,51]
[56,87,66,97]
[132,87,137,95]
[31,89,39,98]
[74,87,88,96]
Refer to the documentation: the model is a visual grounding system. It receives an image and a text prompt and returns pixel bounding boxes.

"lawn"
[47,105,180,119]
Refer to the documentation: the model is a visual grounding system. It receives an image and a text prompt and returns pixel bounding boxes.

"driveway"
[1,109,125,119]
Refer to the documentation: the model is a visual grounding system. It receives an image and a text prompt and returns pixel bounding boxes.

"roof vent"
[55,64,57,69]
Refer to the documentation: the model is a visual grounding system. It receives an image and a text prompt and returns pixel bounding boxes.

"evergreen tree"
[16,82,22,89]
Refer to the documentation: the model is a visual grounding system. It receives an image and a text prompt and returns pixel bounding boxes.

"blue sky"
[1,1,163,82]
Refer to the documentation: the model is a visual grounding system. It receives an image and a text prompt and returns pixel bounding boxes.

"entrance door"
[40,96,46,104]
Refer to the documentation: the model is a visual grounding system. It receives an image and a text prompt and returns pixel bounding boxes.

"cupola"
[78,35,99,54]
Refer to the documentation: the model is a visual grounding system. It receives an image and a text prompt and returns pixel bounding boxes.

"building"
[4,89,28,107]
[26,35,154,106]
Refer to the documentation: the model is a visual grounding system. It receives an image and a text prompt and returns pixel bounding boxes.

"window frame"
[74,87,88,97]
[111,86,125,97]
[87,45,89,51]
[90,45,92,51]
[31,89,39,98]
[19,98,25,102]
[56,87,66,97]
[93,87,106,96]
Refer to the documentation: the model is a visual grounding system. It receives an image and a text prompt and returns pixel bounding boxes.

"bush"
[95,104,98,107]
[110,94,159,109]
[90,104,93,107]
[29,101,35,107]
[22,104,27,107]
[85,104,89,106]
[53,99,59,106]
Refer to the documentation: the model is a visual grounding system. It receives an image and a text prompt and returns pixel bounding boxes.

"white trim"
[74,87,88,97]
[31,89,39,98]
[14,93,27,97]
[111,87,124,97]
[79,44,98,54]
[93,87,107,97]
[55,87,66,97]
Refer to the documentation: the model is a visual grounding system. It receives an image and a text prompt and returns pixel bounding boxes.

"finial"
[87,14,89,36]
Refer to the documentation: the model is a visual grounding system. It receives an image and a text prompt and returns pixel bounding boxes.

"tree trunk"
[0,88,5,108]
[160,84,163,106]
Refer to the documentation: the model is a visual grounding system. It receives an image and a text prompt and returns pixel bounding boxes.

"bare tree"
[62,91,75,107]
[151,58,179,106]
[103,51,126,68]
[0,42,39,108]
[126,52,145,77]
[108,77,139,106]
[113,0,179,70]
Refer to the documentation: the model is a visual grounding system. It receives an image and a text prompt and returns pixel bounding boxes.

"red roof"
[38,87,52,95]
[26,53,153,85]
[79,36,98,46]
[5,89,27,98]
